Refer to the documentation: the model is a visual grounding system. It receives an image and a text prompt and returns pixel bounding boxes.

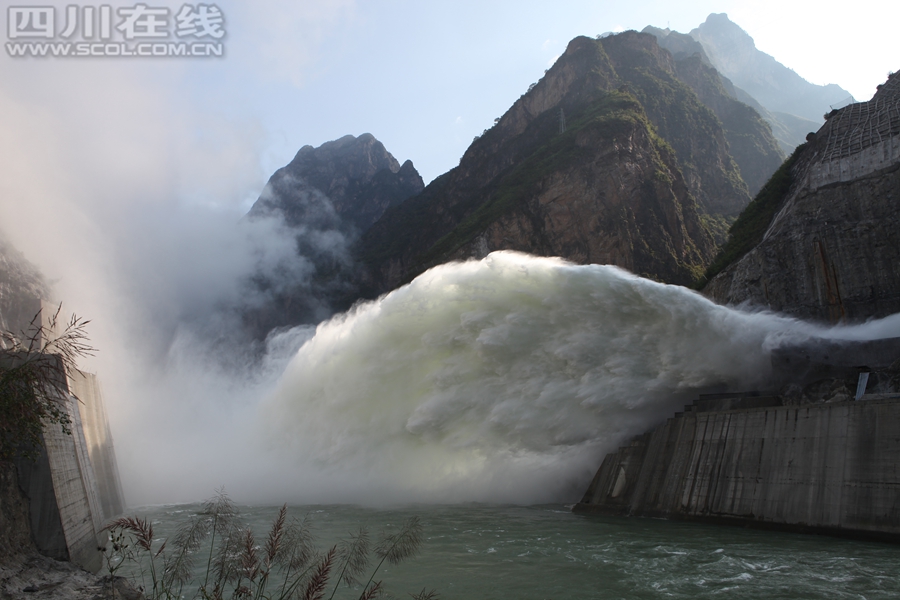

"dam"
[3,300,125,573]
[575,337,900,541]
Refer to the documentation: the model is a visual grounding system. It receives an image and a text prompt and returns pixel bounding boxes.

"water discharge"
[256,251,900,504]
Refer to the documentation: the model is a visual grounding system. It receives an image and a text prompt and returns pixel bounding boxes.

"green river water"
[115,503,900,599]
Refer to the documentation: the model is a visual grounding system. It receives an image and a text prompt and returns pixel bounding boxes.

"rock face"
[242,134,423,336]
[360,31,783,295]
[248,133,424,232]
[705,72,900,322]
[666,49,784,196]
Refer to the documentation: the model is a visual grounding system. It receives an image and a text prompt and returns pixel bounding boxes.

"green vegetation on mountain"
[698,143,805,287]
[358,31,786,295]
[417,92,656,268]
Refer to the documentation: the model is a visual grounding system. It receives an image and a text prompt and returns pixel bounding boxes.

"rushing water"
[117,503,900,600]
[127,252,900,506]
[113,253,900,598]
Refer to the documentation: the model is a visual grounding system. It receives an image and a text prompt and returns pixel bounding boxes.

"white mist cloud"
[250,252,900,506]
[0,2,361,506]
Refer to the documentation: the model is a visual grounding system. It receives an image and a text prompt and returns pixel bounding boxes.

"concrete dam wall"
[575,394,900,540]
[574,339,900,542]
[575,339,900,541]
[11,365,125,573]
[4,301,125,573]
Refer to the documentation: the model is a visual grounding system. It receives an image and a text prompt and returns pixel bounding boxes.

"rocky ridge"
[241,134,424,336]
[644,18,830,156]
[359,31,783,295]
[690,14,853,124]
[248,133,424,232]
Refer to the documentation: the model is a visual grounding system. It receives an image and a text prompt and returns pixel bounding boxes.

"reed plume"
[375,517,423,565]
[303,546,336,600]
[105,517,154,553]
[356,580,382,600]
[105,492,432,600]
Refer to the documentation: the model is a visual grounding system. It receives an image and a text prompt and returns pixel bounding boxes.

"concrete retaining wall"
[6,303,125,573]
[575,395,900,541]
[69,371,125,522]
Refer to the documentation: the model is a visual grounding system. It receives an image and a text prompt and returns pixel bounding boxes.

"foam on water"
[254,251,900,504]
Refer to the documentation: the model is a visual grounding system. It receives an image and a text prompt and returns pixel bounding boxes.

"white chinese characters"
[8,7,54,39]
[7,3,226,41]
[175,4,225,39]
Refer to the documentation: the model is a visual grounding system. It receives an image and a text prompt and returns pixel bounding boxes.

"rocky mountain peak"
[359,30,783,293]
[248,133,423,232]
[689,13,853,123]
[286,133,402,194]
[642,26,710,65]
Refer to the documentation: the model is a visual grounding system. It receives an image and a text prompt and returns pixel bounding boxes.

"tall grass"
[0,304,95,461]
[103,490,435,600]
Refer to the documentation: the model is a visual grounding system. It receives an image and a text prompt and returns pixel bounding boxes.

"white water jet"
[255,251,898,505]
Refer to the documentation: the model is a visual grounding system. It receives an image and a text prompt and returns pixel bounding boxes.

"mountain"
[670,55,783,197]
[690,14,853,124]
[248,133,424,232]
[704,71,900,322]
[242,134,424,336]
[359,31,786,295]
[644,19,831,156]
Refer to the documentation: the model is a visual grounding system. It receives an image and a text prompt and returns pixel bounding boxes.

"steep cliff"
[0,236,49,337]
[242,134,424,335]
[360,32,769,294]
[642,25,785,196]
[705,72,900,322]
[670,52,784,197]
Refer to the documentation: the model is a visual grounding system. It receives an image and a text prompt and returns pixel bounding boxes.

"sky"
[0,0,898,503]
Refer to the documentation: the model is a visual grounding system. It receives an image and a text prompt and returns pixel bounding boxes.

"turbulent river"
[122,502,900,599]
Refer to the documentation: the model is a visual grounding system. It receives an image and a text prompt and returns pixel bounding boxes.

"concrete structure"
[68,371,125,522]
[575,338,900,541]
[807,73,900,190]
[6,302,125,573]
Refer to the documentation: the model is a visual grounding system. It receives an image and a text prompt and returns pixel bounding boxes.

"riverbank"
[0,553,139,600]
[0,463,139,600]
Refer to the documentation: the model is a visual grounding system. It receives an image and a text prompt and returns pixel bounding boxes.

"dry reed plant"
[103,490,436,600]
[0,305,94,461]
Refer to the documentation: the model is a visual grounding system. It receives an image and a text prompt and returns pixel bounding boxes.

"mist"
[0,26,355,504]
[245,252,900,505]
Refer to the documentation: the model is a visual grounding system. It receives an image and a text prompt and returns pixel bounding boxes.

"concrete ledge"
[577,396,900,542]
